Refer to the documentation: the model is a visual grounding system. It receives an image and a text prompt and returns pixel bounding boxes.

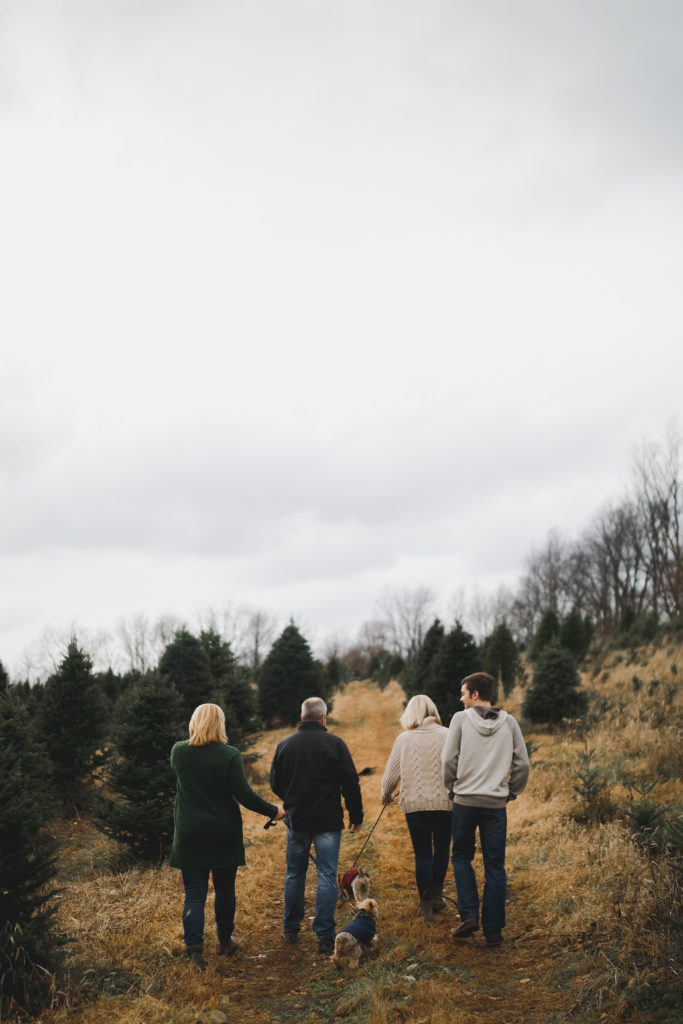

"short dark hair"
[462,672,495,703]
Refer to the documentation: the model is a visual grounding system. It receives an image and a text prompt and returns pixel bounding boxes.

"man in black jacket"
[270,696,363,954]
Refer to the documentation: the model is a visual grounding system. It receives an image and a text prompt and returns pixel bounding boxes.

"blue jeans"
[451,804,507,937]
[405,810,452,900]
[181,866,238,948]
[283,829,341,941]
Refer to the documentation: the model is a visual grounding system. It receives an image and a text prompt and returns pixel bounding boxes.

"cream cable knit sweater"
[380,717,452,813]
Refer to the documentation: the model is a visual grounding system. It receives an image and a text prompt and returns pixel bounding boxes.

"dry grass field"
[10,641,682,1024]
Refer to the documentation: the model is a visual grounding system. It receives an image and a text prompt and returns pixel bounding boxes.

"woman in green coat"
[170,703,284,968]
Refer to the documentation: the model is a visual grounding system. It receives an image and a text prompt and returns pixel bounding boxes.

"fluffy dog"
[338,867,371,902]
[332,899,379,970]
[350,867,371,901]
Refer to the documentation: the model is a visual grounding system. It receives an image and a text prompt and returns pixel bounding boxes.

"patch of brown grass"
[6,658,682,1024]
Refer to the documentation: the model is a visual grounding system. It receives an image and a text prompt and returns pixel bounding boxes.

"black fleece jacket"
[269,721,364,832]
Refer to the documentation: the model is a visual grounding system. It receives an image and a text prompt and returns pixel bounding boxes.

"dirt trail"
[199,680,595,1024]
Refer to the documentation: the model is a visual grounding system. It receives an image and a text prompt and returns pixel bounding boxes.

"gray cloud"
[1,0,681,670]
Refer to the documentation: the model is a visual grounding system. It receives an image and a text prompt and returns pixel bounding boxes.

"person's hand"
[349,822,361,834]
[382,794,394,805]
[275,804,286,820]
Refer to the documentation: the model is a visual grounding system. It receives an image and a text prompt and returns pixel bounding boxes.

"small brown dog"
[350,867,371,901]
[331,899,379,969]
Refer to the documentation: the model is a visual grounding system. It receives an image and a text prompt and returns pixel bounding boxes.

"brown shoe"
[186,944,206,970]
[432,887,447,913]
[419,899,434,922]
[451,918,479,938]
[219,936,239,956]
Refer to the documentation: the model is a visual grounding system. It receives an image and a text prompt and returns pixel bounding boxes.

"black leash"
[351,801,388,868]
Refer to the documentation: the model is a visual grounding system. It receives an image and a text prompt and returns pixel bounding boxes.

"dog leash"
[264,812,357,911]
[351,801,388,868]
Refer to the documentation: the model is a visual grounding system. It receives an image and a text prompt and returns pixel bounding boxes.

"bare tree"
[376,586,436,662]
[239,608,278,674]
[116,613,154,673]
[356,619,390,663]
[632,426,682,618]
[321,630,352,662]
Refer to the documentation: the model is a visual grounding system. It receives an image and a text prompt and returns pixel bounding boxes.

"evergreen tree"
[258,624,327,726]
[481,622,521,697]
[199,629,260,752]
[400,619,445,702]
[0,659,9,694]
[375,653,405,691]
[559,608,592,662]
[96,673,182,863]
[0,693,60,1015]
[528,608,561,663]
[522,641,588,724]
[324,655,347,692]
[427,621,479,723]
[40,640,107,811]
[159,629,214,725]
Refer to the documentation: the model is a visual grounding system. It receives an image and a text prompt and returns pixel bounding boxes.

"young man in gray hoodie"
[441,672,530,948]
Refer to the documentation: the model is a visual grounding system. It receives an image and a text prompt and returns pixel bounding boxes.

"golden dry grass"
[8,646,683,1024]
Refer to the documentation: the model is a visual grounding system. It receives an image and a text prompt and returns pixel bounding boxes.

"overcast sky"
[1,0,682,678]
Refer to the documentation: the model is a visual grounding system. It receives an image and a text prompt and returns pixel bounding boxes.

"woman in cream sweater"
[380,694,452,921]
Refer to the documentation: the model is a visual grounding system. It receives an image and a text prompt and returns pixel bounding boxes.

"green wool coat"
[169,740,278,869]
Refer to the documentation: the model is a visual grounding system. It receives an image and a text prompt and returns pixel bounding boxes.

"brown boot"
[419,899,433,922]
[186,944,206,970]
[432,887,446,913]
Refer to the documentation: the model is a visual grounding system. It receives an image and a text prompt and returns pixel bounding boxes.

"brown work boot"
[186,944,206,970]
[419,899,434,922]
[219,936,239,956]
[451,917,479,938]
[432,887,446,913]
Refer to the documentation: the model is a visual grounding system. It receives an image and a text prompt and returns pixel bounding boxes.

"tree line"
[2,425,681,1016]
[0,620,335,1015]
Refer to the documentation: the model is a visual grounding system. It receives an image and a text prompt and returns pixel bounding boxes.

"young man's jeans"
[283,829,341,941]
[451,804,507,937]
[181,866,238,948]
[405,810,452,901]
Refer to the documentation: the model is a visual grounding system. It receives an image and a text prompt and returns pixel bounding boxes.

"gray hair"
[301,697,327,721]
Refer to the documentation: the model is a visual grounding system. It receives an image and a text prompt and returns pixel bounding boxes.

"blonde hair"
[400,694,442,730]
[188,703,228,746]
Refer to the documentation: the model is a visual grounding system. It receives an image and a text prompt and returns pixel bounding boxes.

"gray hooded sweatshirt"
[441,707,530,809]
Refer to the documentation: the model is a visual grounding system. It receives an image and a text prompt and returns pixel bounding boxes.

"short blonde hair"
[188,703,228,746]
[400,694,442,730]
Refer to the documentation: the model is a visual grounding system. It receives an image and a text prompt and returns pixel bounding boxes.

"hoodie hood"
[465,706,508,735]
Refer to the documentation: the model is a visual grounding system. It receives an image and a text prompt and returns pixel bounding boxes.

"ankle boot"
[432,887,446,913]
[186,944,206,971]
[219,936,239,956]
[419,899,433,922]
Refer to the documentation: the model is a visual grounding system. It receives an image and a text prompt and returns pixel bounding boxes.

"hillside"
[11,643,683,1024]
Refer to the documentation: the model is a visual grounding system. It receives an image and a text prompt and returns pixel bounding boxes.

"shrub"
[0,693,61,1015]
[96,673,183,864]
[40,639,107,812]
[258,623,328,727]
[522,642,588,724]
[572,744,613,823]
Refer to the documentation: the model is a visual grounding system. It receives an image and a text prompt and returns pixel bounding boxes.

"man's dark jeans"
[405,810,452,901]
[451,803,507,937]
[181,866,238,948]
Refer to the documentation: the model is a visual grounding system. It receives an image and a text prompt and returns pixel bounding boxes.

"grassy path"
[42,678,666,1024]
